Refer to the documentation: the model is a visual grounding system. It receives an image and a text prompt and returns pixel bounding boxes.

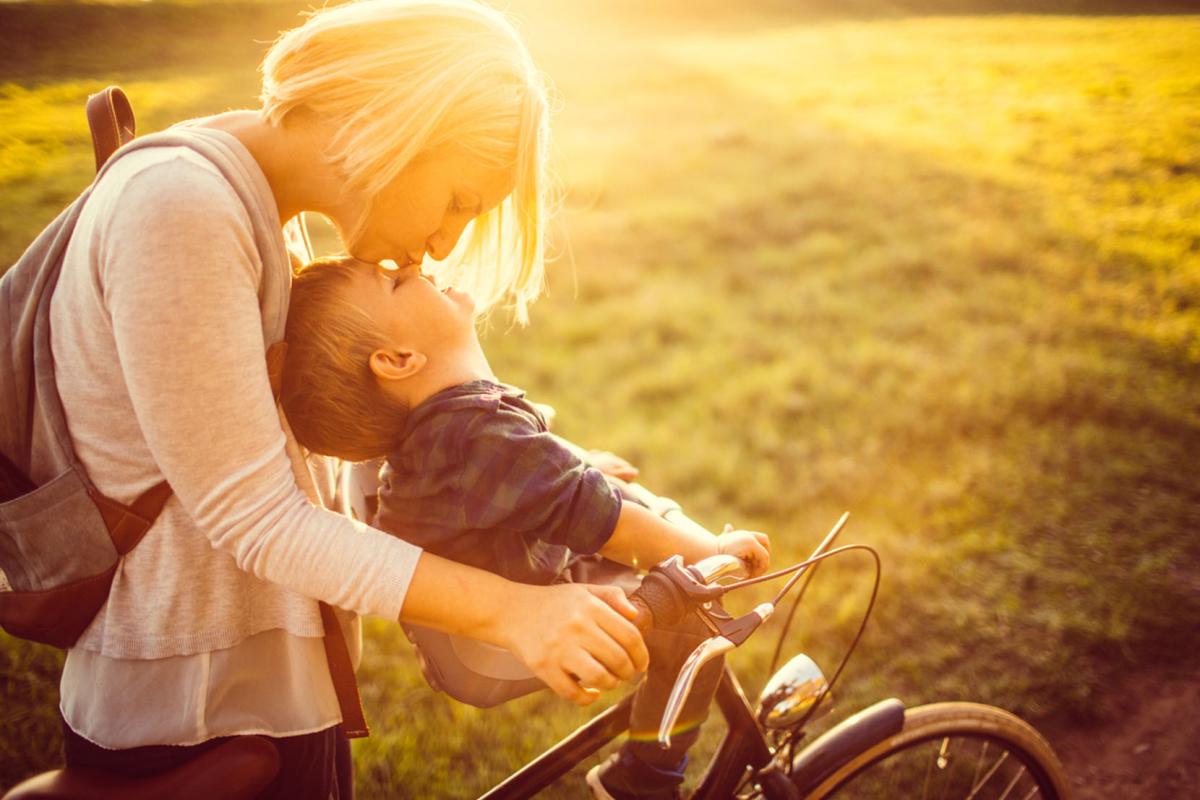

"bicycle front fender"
[788,698,906,795]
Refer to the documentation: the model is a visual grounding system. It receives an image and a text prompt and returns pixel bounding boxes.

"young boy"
[280,257,770,800]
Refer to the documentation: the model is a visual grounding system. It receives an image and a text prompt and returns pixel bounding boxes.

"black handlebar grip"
[629,595,654,637]
[629,571,689,633]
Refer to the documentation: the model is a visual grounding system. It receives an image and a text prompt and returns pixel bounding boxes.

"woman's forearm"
[598,502,718,569]
[398,551,511,644]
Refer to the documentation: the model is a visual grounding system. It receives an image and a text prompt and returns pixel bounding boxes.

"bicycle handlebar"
[627,553,745,632]
[625,511,855,748]
[624,554,775,747]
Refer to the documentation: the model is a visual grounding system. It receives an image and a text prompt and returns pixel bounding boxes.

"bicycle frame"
[478,664,910,800]
[480,665,777,800]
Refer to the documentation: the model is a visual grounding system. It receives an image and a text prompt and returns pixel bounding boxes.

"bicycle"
[474,511,1074,799]
[4,512,1073,800]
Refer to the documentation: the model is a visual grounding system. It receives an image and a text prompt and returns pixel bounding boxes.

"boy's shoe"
[585,754,681,800]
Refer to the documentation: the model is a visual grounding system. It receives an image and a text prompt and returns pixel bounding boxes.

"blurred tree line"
[3,0,1197,83]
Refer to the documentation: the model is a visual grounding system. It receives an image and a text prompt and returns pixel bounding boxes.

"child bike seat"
[403,623,544,708]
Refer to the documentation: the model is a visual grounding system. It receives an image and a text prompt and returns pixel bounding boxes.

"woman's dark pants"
[61,718,352,800]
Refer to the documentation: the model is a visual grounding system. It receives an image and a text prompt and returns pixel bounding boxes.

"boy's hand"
[716,525,771,577]
[588,449,639,482]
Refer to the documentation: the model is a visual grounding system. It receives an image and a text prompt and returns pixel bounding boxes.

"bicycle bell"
[756,653,831,730]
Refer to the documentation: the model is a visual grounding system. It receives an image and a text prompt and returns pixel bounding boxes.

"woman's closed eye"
[448,192,481,216]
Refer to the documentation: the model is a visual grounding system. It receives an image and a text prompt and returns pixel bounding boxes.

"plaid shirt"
[375,380,622,585]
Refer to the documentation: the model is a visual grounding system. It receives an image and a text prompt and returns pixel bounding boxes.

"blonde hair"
[281,258,408,461]
[261,0,552,323]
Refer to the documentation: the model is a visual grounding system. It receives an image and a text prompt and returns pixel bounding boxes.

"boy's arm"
[451,409,771,575]
[451,413,622,555]
[599,501,717,567]
[598,501,771,576]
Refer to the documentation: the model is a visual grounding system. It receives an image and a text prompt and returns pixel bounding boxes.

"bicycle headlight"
[756,653,831,730]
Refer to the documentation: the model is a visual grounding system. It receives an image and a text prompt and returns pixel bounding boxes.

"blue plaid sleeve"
[375,441,469,555]
[456,408,622,555]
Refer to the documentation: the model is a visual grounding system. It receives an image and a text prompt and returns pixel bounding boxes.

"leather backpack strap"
[320,602,371,738]
[86,86,136,173]
[89,480,174,555]
[267,341,370,738]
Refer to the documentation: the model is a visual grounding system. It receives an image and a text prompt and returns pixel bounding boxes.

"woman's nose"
[425,217,470,261]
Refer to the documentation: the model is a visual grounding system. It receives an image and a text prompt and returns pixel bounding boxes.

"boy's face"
[345,261,478,355]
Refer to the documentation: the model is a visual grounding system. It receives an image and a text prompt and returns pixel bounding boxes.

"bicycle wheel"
[801,702,1073,800]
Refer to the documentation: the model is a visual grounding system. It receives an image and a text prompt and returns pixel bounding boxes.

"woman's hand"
[499,583,649,706]
[716,525,772,578]
[401,553,648,706]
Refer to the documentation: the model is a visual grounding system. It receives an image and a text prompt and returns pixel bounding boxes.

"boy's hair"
[260,0,554,323]
[281,258,408,462]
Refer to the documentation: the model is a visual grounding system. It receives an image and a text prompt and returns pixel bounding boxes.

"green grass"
[3,1,1199,795]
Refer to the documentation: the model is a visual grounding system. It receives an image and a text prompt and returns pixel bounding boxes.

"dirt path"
[1041,664,1200,799]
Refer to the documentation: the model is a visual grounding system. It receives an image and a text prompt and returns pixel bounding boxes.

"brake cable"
[710,538,883,742]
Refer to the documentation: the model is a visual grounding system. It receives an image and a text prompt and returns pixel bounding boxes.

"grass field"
[2,1,1198,795]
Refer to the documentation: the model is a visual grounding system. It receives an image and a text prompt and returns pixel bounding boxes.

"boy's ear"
[369,347,428,382]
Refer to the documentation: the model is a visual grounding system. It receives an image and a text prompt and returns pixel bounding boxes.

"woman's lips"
[390,252,422,269]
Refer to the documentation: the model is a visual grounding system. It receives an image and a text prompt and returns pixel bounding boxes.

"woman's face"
[340,147,515,268]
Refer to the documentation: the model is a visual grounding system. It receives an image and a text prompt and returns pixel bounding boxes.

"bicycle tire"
[800,702,1073,800]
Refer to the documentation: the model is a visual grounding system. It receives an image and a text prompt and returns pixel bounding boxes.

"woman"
[47,0,647,794]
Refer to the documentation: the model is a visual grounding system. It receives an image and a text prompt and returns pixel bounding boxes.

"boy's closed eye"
[390,271,437,292]
[381,264,419,291]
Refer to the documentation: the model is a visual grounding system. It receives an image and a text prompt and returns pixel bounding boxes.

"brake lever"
[710,601,774,646]
[657,601,774,748]
[657,635,736,749]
